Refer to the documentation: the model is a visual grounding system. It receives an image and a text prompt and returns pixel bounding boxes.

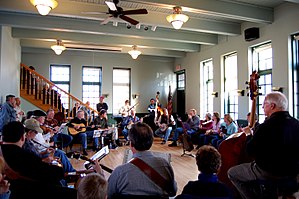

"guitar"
[68,123,87,135]
[217,70,259,188]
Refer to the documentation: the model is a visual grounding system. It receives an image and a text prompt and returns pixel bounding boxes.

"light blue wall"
[175,2,299,119]
[21,50,176,114]
[0,26,21,103]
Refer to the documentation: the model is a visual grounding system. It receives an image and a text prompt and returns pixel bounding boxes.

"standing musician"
[228,92,299,199]
[121,109,140,144]
[154,108,176,145]
[96,96,108,112]
[44,109,73,149]
[119,100,131,117]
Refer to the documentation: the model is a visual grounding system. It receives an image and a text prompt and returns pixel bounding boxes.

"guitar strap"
[129,157,171,192]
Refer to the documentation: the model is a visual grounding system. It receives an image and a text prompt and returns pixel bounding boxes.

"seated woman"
[175,145,233,199]
[191,112,213,148]
[211,114,238,149]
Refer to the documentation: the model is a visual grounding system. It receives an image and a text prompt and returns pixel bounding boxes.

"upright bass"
[217,71,259,188]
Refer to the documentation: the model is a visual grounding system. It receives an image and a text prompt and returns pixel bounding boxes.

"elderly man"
[228,92,299,199]
[0,95,16,132]
[108,122,177,198]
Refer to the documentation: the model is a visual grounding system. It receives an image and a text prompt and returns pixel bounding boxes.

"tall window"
[113,68,131,115]
[291,34,299,119]
[50,65,70,109]
[252,42,273,122]
[200,59,213,117]
[82,66,102,109]
[224,53,238,120]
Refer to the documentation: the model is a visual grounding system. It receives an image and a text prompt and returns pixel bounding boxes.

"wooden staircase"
[20,63,98,120]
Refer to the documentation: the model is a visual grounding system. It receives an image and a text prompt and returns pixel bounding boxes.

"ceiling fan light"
[30,0,58,16]
[166,6,189,30]
[51,40,66,55]
[128,45,141,59]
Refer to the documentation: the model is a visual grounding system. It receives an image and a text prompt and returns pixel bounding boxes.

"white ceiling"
[0,0,296,58]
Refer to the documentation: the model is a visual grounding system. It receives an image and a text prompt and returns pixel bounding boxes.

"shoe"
[82,149,88,156]
[168,141,177,147]
[93,146,100,152]
[161,140,166,144]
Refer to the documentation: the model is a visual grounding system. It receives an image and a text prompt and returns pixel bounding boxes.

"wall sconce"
[132,94,140,99]
[102,94,109,98]
[211,91,218,98]
[236,89,245,96]
[272,87,283,93]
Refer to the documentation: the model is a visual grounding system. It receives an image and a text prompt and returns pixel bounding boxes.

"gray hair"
[265,91,288,111]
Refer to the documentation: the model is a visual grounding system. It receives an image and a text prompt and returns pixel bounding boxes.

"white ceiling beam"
[21,40,186,58]
[0,11,218,45]
[131,0,273,23]
[12,28,200,52]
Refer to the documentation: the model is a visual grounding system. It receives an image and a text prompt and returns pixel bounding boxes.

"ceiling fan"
[84,0,148,25]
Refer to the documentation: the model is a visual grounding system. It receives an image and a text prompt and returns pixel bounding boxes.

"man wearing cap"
[0,121,70,198]
[23,118,76,173]
[96,96,108,112]
[30,110,54,151]
[0,95,16,132]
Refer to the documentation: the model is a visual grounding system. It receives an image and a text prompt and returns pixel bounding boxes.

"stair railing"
[20,63,98,122]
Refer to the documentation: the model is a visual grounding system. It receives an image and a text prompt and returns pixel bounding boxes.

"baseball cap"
[24,118,43,133]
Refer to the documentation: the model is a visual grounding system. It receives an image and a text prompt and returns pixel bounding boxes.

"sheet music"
[122,149,171,164]
[84,145,109,166]
[93,129,104,138]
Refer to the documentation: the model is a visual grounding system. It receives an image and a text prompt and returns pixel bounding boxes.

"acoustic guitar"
[217,70,259,188]
[68,123,87,135]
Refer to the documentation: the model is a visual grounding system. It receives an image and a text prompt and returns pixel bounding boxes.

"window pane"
[200,59,213,117]
[113,69,130,115]
[50,65,70,109]
[82,67,102,110]
[252,42,273,121]
[224,53,238,119]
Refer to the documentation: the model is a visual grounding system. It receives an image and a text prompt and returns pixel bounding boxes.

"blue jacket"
[0,102,16,131]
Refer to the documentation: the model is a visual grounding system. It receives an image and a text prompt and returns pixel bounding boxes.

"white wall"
[21,50,176,114]
[0,26,21,103]
[175,2,299,119]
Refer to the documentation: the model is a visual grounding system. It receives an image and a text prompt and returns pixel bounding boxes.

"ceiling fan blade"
[81,11,107,15]
[119,15,139,25]
[105,1,117,11]
[101,16,113,25]
[122,9,148,15]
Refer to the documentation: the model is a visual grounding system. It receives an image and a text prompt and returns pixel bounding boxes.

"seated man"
[169,109,200,147]
[228,92,299,199]
[23,118,76,173]
[176,145,233,199]
[44,108,73,149]
[121,109,140,143]
[93,109,118,149]
[68,110,92,155]
[0,121,76,198]
[108,122,177,198]
[154,108,175,145]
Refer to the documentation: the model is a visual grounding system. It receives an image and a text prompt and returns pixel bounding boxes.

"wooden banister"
[20,63,98,119]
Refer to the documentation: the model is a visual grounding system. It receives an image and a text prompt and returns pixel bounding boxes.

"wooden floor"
[70,137,198,195]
